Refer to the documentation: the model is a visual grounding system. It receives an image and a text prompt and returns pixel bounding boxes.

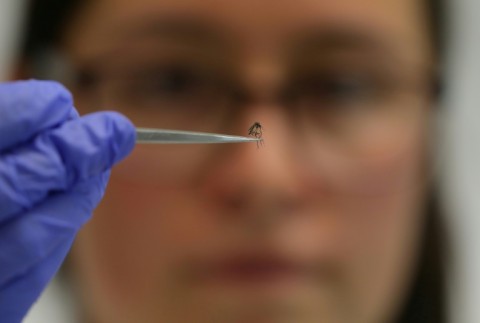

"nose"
[203,105,306,222]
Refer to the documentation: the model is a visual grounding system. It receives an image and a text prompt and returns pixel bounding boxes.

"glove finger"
[0,80,78,151]
[0,235,74,323]
[0,111,135,221]
[0,171,109,289]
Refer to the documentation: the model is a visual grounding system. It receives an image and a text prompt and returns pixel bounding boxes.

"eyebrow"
[301,27,395,52]
[116,15,392,48]
[113,17,228,46]
[291,27,436,90]
[105,18,414,69]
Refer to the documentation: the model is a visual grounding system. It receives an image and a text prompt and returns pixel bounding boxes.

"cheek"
[333,124,429,320]
[294,101,431,320]
[345,108,429,244]
[109,144,217,186]
[71,163,218,319]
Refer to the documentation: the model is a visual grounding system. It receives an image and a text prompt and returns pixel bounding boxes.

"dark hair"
[22,0,82,60]
[395,191,448,323]
[21,1,447,322]
[427,0,445,58]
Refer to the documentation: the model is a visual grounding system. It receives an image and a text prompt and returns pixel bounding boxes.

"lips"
[204,253,311,285]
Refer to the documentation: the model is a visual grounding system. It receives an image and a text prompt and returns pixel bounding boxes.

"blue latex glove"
[0,80,136,322]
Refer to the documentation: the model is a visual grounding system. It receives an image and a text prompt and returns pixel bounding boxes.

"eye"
[292,73,377,106]
[134,65,208,98]
[108,63,234,111]
[323,77,372,99]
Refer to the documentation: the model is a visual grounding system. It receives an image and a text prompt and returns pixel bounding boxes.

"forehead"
[64,0,430,61]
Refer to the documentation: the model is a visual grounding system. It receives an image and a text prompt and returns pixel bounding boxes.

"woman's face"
[61,0,435,322]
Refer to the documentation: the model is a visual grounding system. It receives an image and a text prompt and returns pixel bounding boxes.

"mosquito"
[248,122,264,147]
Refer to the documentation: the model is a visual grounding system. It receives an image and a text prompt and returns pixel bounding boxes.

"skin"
[49,0,435,322]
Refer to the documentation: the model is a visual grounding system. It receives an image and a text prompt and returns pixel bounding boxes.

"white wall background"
[443,0,480,322]
[0,0,479,322]
[0,0,27,80]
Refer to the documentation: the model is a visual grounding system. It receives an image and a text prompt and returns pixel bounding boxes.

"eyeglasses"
[34,47,435,154]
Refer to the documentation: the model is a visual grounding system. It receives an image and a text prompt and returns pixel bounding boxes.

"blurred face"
[58,0,435,322]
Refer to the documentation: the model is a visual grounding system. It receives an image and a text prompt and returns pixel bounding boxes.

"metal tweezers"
[136,127,261,144]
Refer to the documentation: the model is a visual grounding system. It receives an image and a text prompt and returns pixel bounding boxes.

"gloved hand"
[0,80,136,322]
